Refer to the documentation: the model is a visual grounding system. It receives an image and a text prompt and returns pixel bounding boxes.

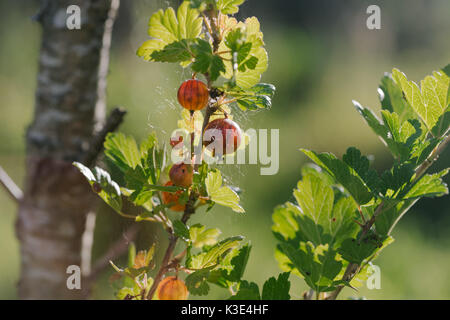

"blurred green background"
[0,0,449,299]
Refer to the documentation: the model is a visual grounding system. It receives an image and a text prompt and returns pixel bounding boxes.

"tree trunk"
[16,0,118,299]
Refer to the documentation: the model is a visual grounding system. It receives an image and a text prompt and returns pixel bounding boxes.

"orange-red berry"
[177,79,209,111]
[157,276,189,300]
[169,162,193,187]
[203,118,242,156]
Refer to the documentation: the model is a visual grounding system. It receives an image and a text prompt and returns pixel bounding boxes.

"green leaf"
[124,165,149,190]
[116,274,153,300]
[191,39,226,81]
[373,201,404,236]
[139,133,158,155]
[205,170,245,213]
[443,64,450,77]
[354,101,426,162]
[239,55,258,71]
[301,164,336,187]
[208,243,251,289]
[150,39,193,63]
[104,133,141,172]
[380,111,423,162]
[223,28,259,77]
[392,68,449,132]
[189,224,221,248]
[185,269,211,296]
[236,94,270,110]
[379,73,416,123]
[226,243,252,282]
[144,138,166,185]
[205,243,251,288]
[278,242,343,292]
[261,272,291,300]
[403,169,449,199]
[116,286,141,300]
[137,1,202,62]
[355,101,391,145]
[380,162,415,197]
[273,174,359,250]
[423,71,450,134]
[328,197,361,246]
[219,17,268,88]
[188,236,243,269]
[229,281,260,300]
[73,162,123,214]
[301,149,374,205]
[173,220,190,241]
[293,173,334,244]
[273,247,302,278]
[224,27,247,52]
[227,83,275,111]
[432,110,450,137]
[272,205,299,242]
[339,235,394,266]
[411,137,440,166]
[192,161,209,194]
[342,147,382,192]
[217,0,245,14]
[129,187,153,210]
[339,238,375,265]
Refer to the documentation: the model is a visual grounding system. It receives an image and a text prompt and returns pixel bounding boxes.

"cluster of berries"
[161,79,242,212]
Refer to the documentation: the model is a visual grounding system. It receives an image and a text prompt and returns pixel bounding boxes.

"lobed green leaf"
[217,0,245,14]
[261,272,291,300]
[137,1,202,63]
[205,170,244,212]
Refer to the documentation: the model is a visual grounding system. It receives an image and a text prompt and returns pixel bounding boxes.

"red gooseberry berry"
[156,276,189,300]
[203,118,242,156]
[177,79,209,111]
[169,162,193,187]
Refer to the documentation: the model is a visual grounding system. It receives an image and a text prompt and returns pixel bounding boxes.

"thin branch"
[415,134,450,179]
[0,165,23,203]
[194,103,217,171]
[146,194,197,300]
[326,263,359,300]
[94,0,120,131]
[146,235,178,300]
[83,107,127,167]
[81,212,97,276]
[358,202,384,243]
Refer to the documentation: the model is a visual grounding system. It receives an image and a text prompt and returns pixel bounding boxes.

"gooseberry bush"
[72,0,450,300]
[74,0,283,300]
[272,65,450,299]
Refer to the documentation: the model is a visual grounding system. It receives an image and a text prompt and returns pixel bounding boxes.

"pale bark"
[16,0,119,299]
